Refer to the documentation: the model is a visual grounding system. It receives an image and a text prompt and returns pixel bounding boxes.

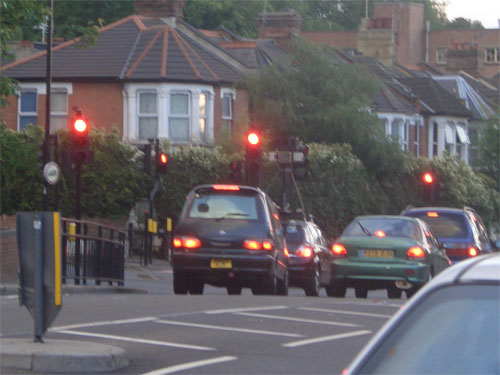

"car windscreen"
[357,284,499,374]
[343,218,420,241]
[285,223,306,243]
[404,212,469,239]
[188,191,259,220]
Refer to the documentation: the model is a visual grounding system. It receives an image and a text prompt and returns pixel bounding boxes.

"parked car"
[171,184,288,295]
[284,219,332,296]
[401,206,493,263]
[344,254,500,374]
[328,215,450,299]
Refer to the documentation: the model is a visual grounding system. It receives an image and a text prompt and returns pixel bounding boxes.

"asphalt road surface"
[0,261,404,374]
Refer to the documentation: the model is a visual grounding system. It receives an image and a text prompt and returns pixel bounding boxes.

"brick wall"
[0,215,18,283]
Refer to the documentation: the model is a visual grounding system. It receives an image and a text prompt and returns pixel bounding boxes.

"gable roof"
[2,15,242,84]
[398,77,471,117]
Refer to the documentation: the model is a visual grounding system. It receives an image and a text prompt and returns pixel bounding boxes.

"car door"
[421,222,450,274]
[312,224,332,284]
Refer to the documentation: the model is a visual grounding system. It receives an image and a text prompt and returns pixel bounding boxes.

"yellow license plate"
[363,250,394,258]
[210,259,232,269]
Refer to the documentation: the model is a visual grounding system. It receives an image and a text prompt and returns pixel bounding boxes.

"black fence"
[61,218,125,286]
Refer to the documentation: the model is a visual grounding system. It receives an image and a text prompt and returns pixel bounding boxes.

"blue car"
[401,206,492,263]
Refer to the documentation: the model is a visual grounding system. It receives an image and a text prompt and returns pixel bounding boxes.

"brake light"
[331,243,347,257]
[295,246,313,258]
[374,230,386,238]
[427,212,439,218]
[173,236,201,249]
[407,246,425,259]
[243,240,273,251]
[284,248,290,257]
[468,247,478,257]
[212,184,240,191]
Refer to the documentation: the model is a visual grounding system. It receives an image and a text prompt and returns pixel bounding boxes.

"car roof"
[355,215,418,222]
[402,206,469,214]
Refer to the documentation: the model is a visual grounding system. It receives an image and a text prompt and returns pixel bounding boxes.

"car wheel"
[189,279,204,295]
[277,269,289,296]
[387,286,402,299]
[355,288,368,298]
[173,271,188,295]
[325,283,346,297]
[227,285,242,295]
[304,269,320,296]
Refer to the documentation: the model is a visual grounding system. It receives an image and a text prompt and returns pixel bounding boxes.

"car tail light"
[331,243,347,257]
[407,246,425,260]
[284,248,290,257]
[468,247,478,257]
[173,236,201,249]
[427,212,439,217]
[212,184,240,191]
[243,240,273,251]
[374,230,386,238]
[295,245,313,258]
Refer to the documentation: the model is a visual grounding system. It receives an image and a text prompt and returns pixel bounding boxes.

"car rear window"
[344,218,420,241]
[188,191,259,220]
[404,212,469,239]
[285,224,306,243]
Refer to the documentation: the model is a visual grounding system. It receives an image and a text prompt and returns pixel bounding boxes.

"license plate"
[362,250,394,258]
[210,259,232,269]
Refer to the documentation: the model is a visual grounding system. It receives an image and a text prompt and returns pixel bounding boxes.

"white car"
[345,253,500,374]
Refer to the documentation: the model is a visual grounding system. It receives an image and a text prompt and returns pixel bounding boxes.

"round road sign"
[43,161,61,185]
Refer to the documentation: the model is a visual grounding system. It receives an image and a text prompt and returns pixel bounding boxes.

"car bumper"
[330,259,429,288]
[287,258,316,285]
[172,252,276,285]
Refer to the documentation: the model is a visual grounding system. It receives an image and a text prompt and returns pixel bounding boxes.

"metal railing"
[61,218,125,286]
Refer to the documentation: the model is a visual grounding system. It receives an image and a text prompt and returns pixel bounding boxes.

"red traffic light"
[159,153,168,164]
[422,172,434,184]
[247,132,260,146]
[73,118,88,133]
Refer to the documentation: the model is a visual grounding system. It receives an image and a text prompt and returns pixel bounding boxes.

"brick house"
[0,0,289,147]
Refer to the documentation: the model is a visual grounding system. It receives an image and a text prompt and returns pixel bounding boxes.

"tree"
[444,17,484,30]
[473,114,500,191]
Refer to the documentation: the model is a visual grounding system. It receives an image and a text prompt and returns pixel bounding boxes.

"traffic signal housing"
[156,151,169,174]
[245,130,262,186]
[70,114,90,164]
[138,143,152,175]
[229,161,242,184]
[421,171,443,205]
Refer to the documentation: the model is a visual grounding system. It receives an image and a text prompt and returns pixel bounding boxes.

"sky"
[444,0,500,28]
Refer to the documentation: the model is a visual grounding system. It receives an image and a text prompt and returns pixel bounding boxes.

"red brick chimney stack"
[134,0,186,18]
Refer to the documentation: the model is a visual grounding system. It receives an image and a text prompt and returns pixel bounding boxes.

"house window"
[222,92,233,134]
[436,48,448,64]
[485,47,500,63]
[444,123,456,155]
[412,122,420,156]
[50,90,68,132]
[199,93,207,143]
[138,92,158,140]
[169,93,190,142]
[390,118,409,151]
[432,122,438,157]
[19,91,38,131]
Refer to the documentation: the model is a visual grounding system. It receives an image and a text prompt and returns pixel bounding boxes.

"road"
[0,261,404,374]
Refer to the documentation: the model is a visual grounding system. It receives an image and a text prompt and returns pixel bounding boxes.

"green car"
[326,215,451,299]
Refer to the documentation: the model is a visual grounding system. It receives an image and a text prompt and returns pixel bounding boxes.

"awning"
[456,125,470,144]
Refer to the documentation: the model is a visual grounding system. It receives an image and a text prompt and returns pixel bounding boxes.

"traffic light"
[293,142,309,180]
[245,130,262,186]
[156,151,169,174]
[138,143,152,175]
[229,161,242,183]
[70,113,90,164]
[421,171,443,205]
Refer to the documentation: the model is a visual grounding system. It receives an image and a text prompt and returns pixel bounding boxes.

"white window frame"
[168,91,191,143]
[221,88,235,135]
[137,90,159,140]
[199,91,209,143]
[436,47,448,64]
[18,89,38,131]
[49,88,69,133]
[485,47,500,63]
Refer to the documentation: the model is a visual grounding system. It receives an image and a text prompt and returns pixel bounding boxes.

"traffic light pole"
[74,162,82,284]
[282,167,293,213]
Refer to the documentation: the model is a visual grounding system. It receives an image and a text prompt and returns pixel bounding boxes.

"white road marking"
[56,330,215,351]
[155,319,304,337]
[283,330,372,348]
[204,305,288,314]
[141,356,237,375]
[235,312,360,327]
[300,307,393,318]
[50,316,158,331]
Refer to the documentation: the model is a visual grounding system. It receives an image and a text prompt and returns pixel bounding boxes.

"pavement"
[0,256,171,374]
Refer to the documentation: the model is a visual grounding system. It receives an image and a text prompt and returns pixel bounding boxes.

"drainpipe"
[425,21,430,64]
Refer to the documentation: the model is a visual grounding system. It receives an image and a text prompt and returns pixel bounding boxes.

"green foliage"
[472,114,500,190]
[444,17,484,30]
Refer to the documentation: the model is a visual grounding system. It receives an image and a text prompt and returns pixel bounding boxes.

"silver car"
[345,254,500,374]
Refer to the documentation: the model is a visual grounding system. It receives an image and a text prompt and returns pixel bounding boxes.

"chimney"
[134,0,186,18]
[256,10,302,50]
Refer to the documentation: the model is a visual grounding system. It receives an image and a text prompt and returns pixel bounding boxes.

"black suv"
[171,184,288,295]
[401,206,492,263]
[284,219,332,296]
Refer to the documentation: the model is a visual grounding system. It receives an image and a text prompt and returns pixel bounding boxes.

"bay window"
[138,91,158,140]
[169,93,190,142]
